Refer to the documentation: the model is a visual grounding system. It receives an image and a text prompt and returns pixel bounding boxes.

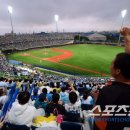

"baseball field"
[8,44,124,76]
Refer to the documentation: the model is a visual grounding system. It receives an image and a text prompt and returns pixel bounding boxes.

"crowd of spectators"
[0,52,13,74]
[0,33,74,51]
[0,73,112,130]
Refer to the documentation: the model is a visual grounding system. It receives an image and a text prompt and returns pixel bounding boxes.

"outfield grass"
[8,44,124,76]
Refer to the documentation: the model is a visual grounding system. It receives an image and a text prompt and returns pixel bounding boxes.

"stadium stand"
[0,33,74,51]
[0,52,13,74]
[0,72,111,130]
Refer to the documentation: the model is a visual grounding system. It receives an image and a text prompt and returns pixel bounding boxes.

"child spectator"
[45,93,65,116]
[34,94,47,109]
[60,87,69,104]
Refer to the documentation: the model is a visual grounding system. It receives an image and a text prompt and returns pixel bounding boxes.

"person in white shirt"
[81,90,93,105]
[0,77,8,88]
[6,91,37,127]
[65,91,81,113]
[0,88,8,109]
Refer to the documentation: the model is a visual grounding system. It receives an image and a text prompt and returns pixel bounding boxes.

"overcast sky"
[0,0,130,34]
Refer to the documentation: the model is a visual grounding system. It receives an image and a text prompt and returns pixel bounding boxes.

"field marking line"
[55,62,109,76]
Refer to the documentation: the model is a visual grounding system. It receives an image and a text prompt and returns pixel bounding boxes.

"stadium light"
[118,9,127,45]
[121,9,127,18]
[54,14,59,22]
[8,5,14,34]
[8,6,13,14]
[54,14,59,32]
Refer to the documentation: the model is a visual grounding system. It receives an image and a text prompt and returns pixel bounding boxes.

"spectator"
[60,87,69,104]
[40,88,53,102]
[53,89,57,94]
[7,80,13,89]
[34,94,47,109]
[6,91,37,127]
[45,93,65,116]
[42,88,47,95]
[81,90,93,105]
[93,27,130,130]
[0,88,8,109]
[69,80,80,98]
[0,77,8,88]
[65,92,81,113]
[21,79,29,91]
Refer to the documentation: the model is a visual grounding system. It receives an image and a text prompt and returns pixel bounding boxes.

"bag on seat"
[53,108,63,124]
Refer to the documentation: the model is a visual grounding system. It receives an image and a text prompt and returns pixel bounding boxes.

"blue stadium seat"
[31,87,39,101]
[31,95,39,101]
[0,84,16,120]
[22,85,27,91]
[29,84,34,95]
[8,88,20,109]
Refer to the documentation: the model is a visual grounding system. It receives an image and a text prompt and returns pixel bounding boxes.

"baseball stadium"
[8,41,123,76]
[0,1,130,130]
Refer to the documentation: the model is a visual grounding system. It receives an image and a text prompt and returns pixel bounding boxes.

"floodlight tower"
[8,5,14,34]
[54,14,59,33]
[118,9,127,45]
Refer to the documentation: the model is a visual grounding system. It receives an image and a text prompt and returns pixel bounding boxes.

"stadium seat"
[31,87,39,101]
[81,104,93,111]
[60,121,83,130]
[1,122,30,130]
[8,88,20,109]
[77,87,87,96]
[0,84,16,119]
[31,95,39,101]
[29,84,34,95]
[22,85,27,91]
[8,84,16,96]
[63,111,84,123]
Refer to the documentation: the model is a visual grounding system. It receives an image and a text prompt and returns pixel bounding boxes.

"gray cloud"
[0,0,130,34]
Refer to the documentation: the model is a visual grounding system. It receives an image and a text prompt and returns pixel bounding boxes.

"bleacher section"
[0,75,111,130]
[0,52,13,74]
[0,33,74,51]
